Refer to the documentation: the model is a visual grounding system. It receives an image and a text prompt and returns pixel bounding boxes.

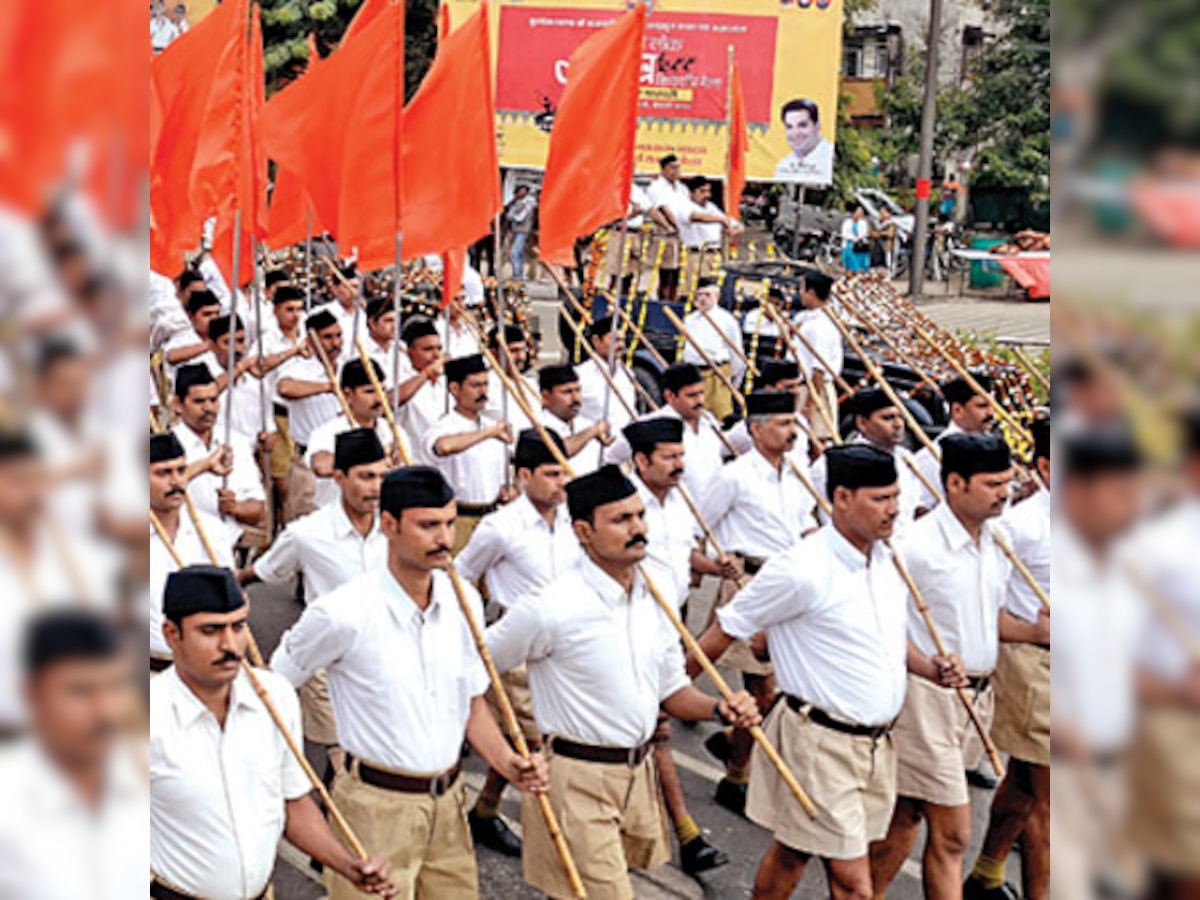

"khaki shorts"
[269,411,293,480]
[485,663,540,746]
[682,245,722,292]
[328,764,477,900]
[701,365,735,423]
[1132,706,1200,875]
[797,382,839,443]
[601,229,645,283]
[747,701,897,860]
[991,642,1050,766]
[284,453,316,523]
[299,669,338,746]
[649,230,681,270]
[707,576,774,677]
[522,746,670,900]
[892,673,995,807]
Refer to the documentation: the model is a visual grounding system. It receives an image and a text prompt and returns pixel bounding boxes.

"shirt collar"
[824,525,873,573]
[933,501,980,552]
[331,500,377,541]
[381,567,445,627]
[167,666,257,731]
[19,739,144,815]
[579,556,638,609]
[173,421,208,453]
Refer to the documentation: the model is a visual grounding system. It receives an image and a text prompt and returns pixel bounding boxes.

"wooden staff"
[445,566,587,898]
[834,291,942,393]
[470,359,819,818]
[888,545,1007,779]
[353,336,412,466]
[311,332,356,423]
[776,307,856,397]
[761,303,842,444]
[1010,345,1050,394]
[695,302,761,379]
[663,307,747,415]
[150,509,371,861]
[744,295,765,392]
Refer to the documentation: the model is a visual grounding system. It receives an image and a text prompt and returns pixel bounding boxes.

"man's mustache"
[625,534,649,549]
[670,468,684,479]
[426,545,452,557]
[165,487,185,497]
[214,651,242,665]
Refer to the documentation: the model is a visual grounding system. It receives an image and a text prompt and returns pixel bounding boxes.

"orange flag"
[400,3,500,260]
[150,0,243,274]
[727,51,748,235]
[265,35,327,247]
[441,247,465,309]
[538,5,645,267]
[342,0,391,45]
[261,10,396,257]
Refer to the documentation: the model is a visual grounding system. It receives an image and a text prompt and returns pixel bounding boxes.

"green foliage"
[830,92,881,206]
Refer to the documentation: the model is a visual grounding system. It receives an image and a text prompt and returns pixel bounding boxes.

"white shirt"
[487,558,690,747]
[625,184,652,230]
[636,478,697,608]
[0,741,146,900]
[774,139,835,184]
[678,199,726,248]
[162,326,215,388]
[719,527,909,725]
[896,502,1011,673]
[912,422,964,511]
[360,334,397,386]
[303,413,398,509]
[646,176,691,226]
[173,422,265,532]
[699,446,812,559]
[214,370,277,449]
[150,668,309,900]
[485,371,538,433]
[682,305,746,382]
[278,354,341,445]
[456,495,581,610]
[794,306,844,380]
[577,357,637,436]
[841,216,869,243]
[272,567,489,772]
[399,375,449,458]
[1136,500,1200,684]
[437,320,482,360]
[603,406,727,498]
[253,501,387,600]
[997,486,1050,625]
[1052,520,1146,751]
[256,327,304,405]
[324,300,361,364]
[149,510,236,658]
[425,410,509,505]
[542,407,600,476]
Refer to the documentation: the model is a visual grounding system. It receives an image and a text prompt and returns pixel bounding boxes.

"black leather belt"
[457,501,499,517]
[550,736,653,767]
[966,674,993,692]
[739,555,766,576]
[785,695,893,739]
[345,754,461,796]
[151,876,268,900]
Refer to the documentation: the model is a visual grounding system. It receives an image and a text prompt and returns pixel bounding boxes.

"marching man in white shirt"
[277,309,345,453]
[486,465,761,900]
[913,375,998,512]
[151,565,396,900]
[693,444,911,900]
[646,154,691,301]
[271,467,549,900]
[677,176,743,289]
[966,418,1050,900]
[455,429,580,859]
[394,319,448,443]
[792,272,843,444]
[149,432,234,673]
[238,429,389,772]
[538,363,612,475]
[724,359,813,465]
[426,354,515,553]
[870,433,1015,900]
[681,279,745,422]
[576,316,638,438]
[698,390,810,813]
[304,358,402,510]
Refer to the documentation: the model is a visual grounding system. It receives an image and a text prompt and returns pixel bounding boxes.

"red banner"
[496,7,777,126]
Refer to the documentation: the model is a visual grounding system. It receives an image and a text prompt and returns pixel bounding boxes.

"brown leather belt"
[785,695,893,740]
[151,875,269,900]
[550,736,653,767]
[345,754,461,796]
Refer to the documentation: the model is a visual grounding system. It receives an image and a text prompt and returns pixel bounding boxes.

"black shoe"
[963,876,1020,900]
[714,778,747,818]
[966,766,1001,791]
[704,729,732,765]
[680,834,729,876]
[468,810,523,858]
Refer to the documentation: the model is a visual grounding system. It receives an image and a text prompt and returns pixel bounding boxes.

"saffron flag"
[727,52,748,233]
[441,246,465,309]
[537,4,645,267]
[265,35,327,247]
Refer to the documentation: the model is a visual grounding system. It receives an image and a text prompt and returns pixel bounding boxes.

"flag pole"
[223,210,243,493]
[724,44,734,261]
[392,233,404,410]
[252,238,274,535]
[304,208,314,313]
[493,211,512,491]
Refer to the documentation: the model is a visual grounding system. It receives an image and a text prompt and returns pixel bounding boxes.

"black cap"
[942,374,993,407]
[340,358,384,391]
[825,444,898,499]
[174,363,215,399]
[23,609,122,676]
[334,428,386,473]
[306,308,338,333]
[514,429,567,472]
[401,318,439,345]
[366,297,392,321]
[940,433,1013,484]
[539,364,579,392]
[661,364,703,395]
[149,432,186,464]
[380,466,454,516]
[759,359,799,387]
[566,465,637,522]
[265,269,290,288]
[445,354,488,385]
[163,565,245,625]
[491,324,525,347]
[186,290,220,316]
[695,276,719,291]
[803,271,833,301]
[207,313,244,342]
[587,315,615,340]
[852,387,896,419]
[746,390,795,417]
[624,418,685,456]
[177,269,205,290]
[273,284,305,304]
[1031,417,1051,461]
[0,430,37,461]
[1061,424,1142,476]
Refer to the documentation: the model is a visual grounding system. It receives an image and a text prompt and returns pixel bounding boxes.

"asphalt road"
[248,576,1017,900]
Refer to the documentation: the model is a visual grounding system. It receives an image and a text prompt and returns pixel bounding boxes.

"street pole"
[908,0,943,299]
